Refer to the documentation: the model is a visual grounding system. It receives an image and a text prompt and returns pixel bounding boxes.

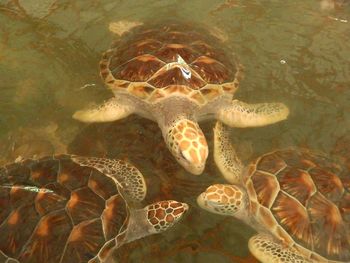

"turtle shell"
[100,21,242,105]
[245,149,350,262]
[0,155,129,263]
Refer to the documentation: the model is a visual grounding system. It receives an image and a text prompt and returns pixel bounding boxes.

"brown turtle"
[197,122,350,263]
[67,118,258,262]
[0,155,188,263]
[73,20,289,175]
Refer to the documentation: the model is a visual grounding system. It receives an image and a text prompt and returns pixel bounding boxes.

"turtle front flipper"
[217,100,289,128]
[72,156,146,202]
[248,234,311,263]
[73,98,134,123]
[214,121,243,184]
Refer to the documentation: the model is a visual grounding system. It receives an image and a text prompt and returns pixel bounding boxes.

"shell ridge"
[100,194,123,241]
[111,53,165,71]
[59,209,75,263]
[250,169,280,209]
[58,215,77,263]
[86,170,108,201]
[114,204,130,247]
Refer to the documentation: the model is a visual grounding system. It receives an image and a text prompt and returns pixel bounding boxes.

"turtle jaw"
[178,155,206,175]
[163,118,209,175]
[197,190,227,216]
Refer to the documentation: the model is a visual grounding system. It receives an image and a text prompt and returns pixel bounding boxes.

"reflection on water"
[0,0,349,262]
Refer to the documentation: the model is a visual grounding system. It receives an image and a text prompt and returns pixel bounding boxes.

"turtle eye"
[179,150,189,162]
[180,150,194,164]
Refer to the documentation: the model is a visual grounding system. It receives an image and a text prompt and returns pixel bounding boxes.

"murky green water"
[0,0,349,262]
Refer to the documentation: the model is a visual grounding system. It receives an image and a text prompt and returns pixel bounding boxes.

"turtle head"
[197,184,247,218]
[164,118,208,175]
[145,200,189,234]
[121,200,188,246]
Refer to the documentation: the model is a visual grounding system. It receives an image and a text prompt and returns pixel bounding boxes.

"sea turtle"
[67,120,242,262]
[197,122,350,263]
[0,155,188,263]
[73,20,290,175]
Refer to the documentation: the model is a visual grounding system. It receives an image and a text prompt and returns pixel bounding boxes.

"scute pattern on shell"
[100,21,241,104]
[0,155,128,263]
[247,149,350,262]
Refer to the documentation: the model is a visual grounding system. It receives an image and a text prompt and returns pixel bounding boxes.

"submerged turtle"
[197,122,350,263]
[67,120,255,262]
[73,20,289,175]
[0,155,188,263]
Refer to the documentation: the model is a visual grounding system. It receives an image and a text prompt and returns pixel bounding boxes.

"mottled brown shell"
[246,149,350,262]
[100,21,241,105]
[0,155,128,263]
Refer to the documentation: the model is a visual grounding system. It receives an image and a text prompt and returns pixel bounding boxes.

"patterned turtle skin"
[0,155,188,263]
[197,122,350,263]
[73,21,289,175]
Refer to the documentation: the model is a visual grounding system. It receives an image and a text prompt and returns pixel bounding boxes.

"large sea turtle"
[0,155,188,263]
[73,20,289,175]
[197,122,350,263]
[67,119,257,262]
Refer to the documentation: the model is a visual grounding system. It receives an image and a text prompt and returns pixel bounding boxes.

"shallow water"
[0,0,349,262]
